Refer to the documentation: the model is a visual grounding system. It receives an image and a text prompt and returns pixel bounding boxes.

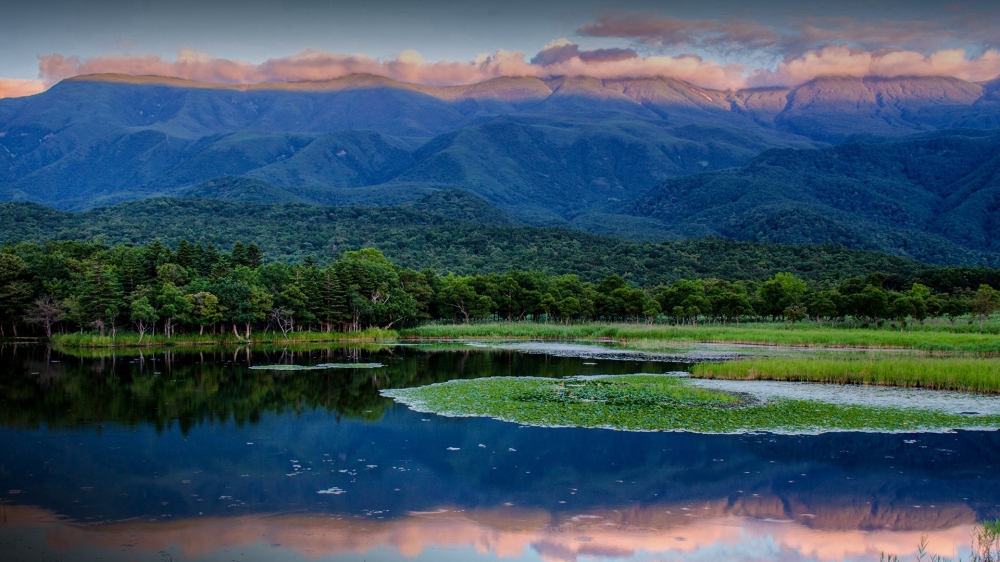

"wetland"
[2,341,1000,561]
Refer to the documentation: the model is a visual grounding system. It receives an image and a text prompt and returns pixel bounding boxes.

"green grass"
[382,374,1000,434]
[693,357,1000,394]
[401,322,1000,353]
[50,328,398,348]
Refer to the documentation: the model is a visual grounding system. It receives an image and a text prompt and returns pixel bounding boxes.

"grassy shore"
[693,357,1000,394]
[51,328,397,348]
[39,320,1000,353]
[401,322,1000,353]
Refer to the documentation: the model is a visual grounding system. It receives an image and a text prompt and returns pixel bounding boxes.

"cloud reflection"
[3,503,978,562]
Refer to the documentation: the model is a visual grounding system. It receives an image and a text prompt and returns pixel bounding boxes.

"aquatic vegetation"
[881,519,1000,562]
[694,357,1000,394]
[51,328,398,348]
[402,322,1000,353]
[250,363,384,371]
[382,375,1000,434]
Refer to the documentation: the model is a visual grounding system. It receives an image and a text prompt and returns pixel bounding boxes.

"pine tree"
[203,243,221,275]
[175,240,197,271]
[231,242,249,268]
[0,254,33,336]
[246,243,263,269]
[77,264,124,336]
[192,242,208,276]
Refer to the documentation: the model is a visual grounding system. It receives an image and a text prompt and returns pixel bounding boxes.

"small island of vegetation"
[382,374,1000,434]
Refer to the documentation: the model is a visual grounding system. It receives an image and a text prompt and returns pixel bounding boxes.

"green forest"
[0,192,950,286]
[3,238,1000,341]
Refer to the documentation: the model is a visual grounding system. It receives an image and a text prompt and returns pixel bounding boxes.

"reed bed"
[402,322,1000,353]
[693,357,1000,394]
[51,328,397,348]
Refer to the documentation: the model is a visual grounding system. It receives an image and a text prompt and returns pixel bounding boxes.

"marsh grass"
[49,341,394,359]
[881,519,1000,562]
[693,357,1000,394]
[382,375,1000,434]
[401,323,1000,353]
[51,328,397,348]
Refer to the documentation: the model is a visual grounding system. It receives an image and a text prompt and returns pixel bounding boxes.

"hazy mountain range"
[2,72,1000,265]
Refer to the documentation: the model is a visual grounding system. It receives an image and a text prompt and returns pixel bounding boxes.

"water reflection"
[1,343,672,431]
[0,504,980,561]
[1,344,1000,561]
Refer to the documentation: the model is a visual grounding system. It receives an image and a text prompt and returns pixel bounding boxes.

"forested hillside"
[4,73,1000,221]
[622,130,1000,264]
[0,192,935,286]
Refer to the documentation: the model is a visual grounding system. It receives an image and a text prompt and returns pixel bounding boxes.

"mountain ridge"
[618,129,1000,265]
[4,72,1000,264]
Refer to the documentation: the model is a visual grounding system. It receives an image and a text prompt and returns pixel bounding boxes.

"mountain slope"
[4,73,1000,217]
[0,194,933,285]
[622,130,1000,265]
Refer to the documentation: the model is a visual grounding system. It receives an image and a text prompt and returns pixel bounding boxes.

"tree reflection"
[0,344,669,433]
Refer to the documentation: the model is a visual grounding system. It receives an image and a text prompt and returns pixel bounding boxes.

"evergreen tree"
[175,240,197,271]
[246,243,264,269]
[77,264,124,336]
[231,242,249,268]
[0,254,33,336]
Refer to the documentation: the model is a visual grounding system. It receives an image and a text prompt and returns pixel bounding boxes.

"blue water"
[1,344,999,561]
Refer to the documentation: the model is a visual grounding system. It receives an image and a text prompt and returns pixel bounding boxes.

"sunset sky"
[2,0,1000,97]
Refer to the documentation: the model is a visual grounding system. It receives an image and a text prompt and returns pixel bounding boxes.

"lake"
[1,342,999,561]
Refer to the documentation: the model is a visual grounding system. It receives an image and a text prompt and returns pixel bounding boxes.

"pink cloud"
[0,78,46,99]
[37,48,541,88]
[19,43,1000,97]
[748,45,1000,87]
[35,46,746,91]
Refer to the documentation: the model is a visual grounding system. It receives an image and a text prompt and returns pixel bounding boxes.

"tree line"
[2,239,1000,339]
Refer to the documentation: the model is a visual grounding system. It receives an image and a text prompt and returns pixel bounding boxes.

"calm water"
[1,343,999,562]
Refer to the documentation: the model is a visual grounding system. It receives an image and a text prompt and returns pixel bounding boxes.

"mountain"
[619,130,1000,266]
[3,73,1000,221]
[0,193,934,286]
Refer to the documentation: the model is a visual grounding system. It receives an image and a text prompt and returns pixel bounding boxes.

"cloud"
[748,45,1000,87]
[578,12,1000,55]
[578,14,779,51]
[787,17,955,52]
[37,48,540,88]
[531,38,638,66]
[15,36,1000,98]
[536,49,745,90]
[0,78,46,99]
[34,45,746,91]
